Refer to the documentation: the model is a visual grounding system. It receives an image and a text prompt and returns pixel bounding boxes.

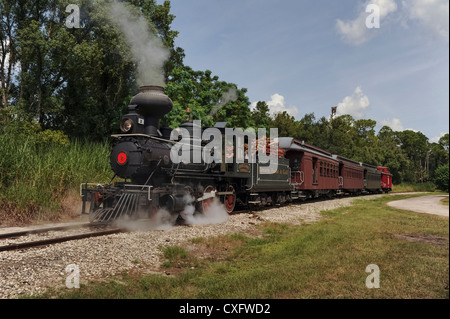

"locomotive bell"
[130,85,173,136]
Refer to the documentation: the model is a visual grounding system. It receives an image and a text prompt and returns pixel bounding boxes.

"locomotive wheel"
[184,186,195,204]
[223,185,236,214]
[200,185,216,214]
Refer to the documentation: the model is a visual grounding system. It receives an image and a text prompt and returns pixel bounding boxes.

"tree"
[377,126,409,184]
[428,133,449,181]
[271,111,299,138]
[251,101,272,131]
[296,113,320,145]
[429,142,448,175]
[326,114,356,158]
[439,133,449,152]
[0,0,18,109]
[353,119,379,164]
[163,66,253,129]
[397,130,430,182]
[1,0,185,140]
[16,17,68,126]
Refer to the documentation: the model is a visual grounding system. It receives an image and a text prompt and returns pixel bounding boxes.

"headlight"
[120,119,133,133]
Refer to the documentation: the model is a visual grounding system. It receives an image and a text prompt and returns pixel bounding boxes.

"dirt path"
[387,194,449,217]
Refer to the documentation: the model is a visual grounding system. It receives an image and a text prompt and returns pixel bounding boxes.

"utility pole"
[330,106,337,122]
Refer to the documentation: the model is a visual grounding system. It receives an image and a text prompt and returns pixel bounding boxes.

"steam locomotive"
[80,85,392,223]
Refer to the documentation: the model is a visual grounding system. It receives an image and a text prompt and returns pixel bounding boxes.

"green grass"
[41,194,449,299]
[441,197,449,206]
[161,246,199,268]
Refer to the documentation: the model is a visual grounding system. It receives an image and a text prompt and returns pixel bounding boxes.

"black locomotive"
[81,85,288,223]
[80,85,391,223]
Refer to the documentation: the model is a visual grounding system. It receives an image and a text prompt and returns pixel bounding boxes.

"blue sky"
[168,0,449,142]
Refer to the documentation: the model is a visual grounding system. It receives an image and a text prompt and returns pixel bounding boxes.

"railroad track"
[0,194,374,253]
[0,223,123,252]
[0,209,251,252]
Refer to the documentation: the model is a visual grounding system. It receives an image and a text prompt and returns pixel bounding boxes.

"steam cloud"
[108,0,170,86]
[115,208,178,231]
[209,88,239,117]
[116,195,229,232]
[180,195,229,225]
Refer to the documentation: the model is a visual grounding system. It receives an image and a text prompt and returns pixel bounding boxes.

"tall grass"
[0,123,112,224]
[392,182,437,193]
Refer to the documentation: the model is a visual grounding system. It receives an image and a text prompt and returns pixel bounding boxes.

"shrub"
[434,164,449,192]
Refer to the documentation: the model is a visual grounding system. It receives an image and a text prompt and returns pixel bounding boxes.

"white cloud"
[405,0,449,41]
[336,86,370,119]
[336,14,370,46]
[381,117,404,131]
[336,0,398,45]
[430,131,449,143]
[379,118,421,133]
[337,0,449,45]
[251,93,299,118]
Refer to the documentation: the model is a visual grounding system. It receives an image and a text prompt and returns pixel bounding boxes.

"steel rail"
[0,228,122,252]
[0,222,110,240]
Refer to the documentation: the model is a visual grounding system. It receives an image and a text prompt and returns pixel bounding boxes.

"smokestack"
[130,85,173,136]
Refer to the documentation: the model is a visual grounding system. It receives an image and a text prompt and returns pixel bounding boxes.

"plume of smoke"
[115,194,228,231]
[209,88,239,117]
[180,195,229,225]
[108,0,170,86]
[115,208,178,231]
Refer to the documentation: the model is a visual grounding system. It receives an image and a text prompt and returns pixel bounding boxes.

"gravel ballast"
[0,195,382,298]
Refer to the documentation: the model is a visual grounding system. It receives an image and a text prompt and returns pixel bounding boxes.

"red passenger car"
[333,155,365,193]
[377,167,392,192]
[279,138,340,198]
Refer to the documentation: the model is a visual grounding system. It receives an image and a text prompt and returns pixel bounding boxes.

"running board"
[291,191,306,199]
